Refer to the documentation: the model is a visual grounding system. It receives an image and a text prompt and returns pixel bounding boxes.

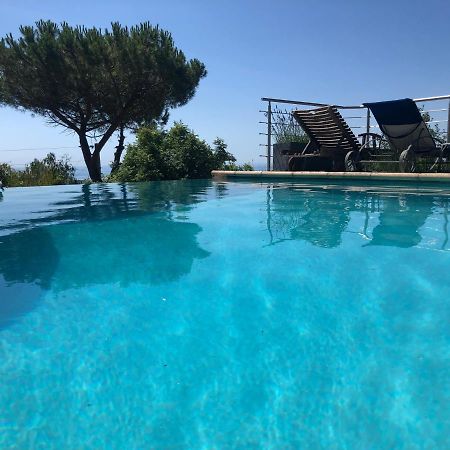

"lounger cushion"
[364,98,436,153]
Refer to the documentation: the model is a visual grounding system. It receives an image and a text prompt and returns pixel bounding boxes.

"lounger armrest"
[358,132,382,140]
[358,132,384,151]
[441,143,450,157]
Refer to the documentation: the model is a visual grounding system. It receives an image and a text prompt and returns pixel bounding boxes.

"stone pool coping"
[211,170,450,183]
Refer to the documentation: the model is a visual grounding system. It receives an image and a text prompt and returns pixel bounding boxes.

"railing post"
[267,100,272,171]
[447,99,450,143]
[365,107,370,145]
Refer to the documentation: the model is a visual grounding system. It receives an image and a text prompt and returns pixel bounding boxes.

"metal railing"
[260,95,450,171]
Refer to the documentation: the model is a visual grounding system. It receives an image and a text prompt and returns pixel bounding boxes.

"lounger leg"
[399,145,415,173]
[438,148,444,172]
[345,150,361,172]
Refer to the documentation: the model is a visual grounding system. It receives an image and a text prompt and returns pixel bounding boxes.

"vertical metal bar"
[447,99,450,143]
[267,101,272,171]
[365,107,370,145]
[266,185,273,245]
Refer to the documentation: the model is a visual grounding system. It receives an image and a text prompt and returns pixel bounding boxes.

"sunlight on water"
[0,180,449,448]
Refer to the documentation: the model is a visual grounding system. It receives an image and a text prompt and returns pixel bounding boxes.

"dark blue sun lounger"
[360,98,450,172]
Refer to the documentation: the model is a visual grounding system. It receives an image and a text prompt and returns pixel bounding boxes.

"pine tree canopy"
[0,21,207,181]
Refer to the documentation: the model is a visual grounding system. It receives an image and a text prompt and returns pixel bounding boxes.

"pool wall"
[212,170,450,184]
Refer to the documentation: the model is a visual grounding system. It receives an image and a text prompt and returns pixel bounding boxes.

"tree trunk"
[78,133,102,182]
[90,149,102,182]
[111,125,125,174]
[78,122,120,182]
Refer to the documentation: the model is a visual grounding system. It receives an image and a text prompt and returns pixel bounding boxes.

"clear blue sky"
[1,0,449,170]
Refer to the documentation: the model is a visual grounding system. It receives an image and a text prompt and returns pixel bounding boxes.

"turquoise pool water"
[0,179,449,449]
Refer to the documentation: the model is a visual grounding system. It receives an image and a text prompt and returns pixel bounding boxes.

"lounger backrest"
[364,98,436,153]
[292,106,360,153]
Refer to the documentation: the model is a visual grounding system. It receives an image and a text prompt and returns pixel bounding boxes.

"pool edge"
[211,170,450,184]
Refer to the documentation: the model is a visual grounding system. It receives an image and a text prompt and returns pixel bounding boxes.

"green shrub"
[0,153,77,187]
[109,127,166,182]
[221,162,253,171]
[212,138,235,168]
[0,163,14,187]
[161,123,216,179]
[272,106,308,144]
[110,122,249,182]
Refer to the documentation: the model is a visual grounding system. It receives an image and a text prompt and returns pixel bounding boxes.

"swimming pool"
[0,180,449,448]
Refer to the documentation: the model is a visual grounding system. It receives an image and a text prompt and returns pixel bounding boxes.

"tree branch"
[48,109,80,132]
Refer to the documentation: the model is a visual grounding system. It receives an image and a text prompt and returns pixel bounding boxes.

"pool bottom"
[0,180,449,448]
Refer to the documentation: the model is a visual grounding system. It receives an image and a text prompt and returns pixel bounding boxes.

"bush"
[0,153,77,187]
[110,122,251,182]
[161,123,216,179]
[0,163,14,187]
[109,127,166,182]
[221,162,254,171]
[272,106,308,144]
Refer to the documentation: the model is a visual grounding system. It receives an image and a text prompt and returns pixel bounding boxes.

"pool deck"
[212,170,450,184]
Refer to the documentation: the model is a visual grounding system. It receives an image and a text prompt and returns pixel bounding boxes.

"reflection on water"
[0,228,58,289]
[0,227,59,328]
[1,180,450,311]
[368,196,433,248]
[0,180,450,448]
[52,218,209,290]
[0,180,219,326]
[265,182,450,250]
[2,179,450,327]
[0,179,218,235]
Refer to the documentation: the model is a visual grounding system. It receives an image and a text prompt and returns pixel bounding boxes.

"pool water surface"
[0,180,449,448]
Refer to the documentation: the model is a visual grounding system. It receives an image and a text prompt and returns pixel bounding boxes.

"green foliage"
[221,162,254,171]
[210,139,252,170]
[210,138,253,171]
[421,109,445,144]
[161,123,216,179]
[271,106,308,144]
[109,123,248,182]
[0,153,76,187]
[0,163,13,187]
[0,21,207,181]
[212,138,236,167]
[108,127,166,182]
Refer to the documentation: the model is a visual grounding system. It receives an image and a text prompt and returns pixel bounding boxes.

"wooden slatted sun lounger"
[291,106,367,171]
